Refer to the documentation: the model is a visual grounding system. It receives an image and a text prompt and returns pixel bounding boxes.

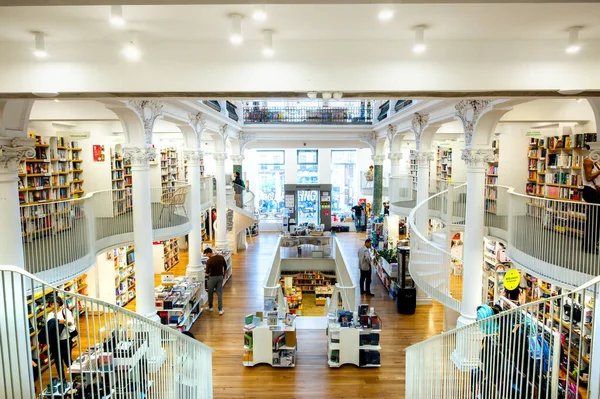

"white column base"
[215,239,229,249]
[450,328,483,372]
[456,314,476,328]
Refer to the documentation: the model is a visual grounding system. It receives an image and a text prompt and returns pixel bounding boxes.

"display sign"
[93,144,105,162]
[503,269,520,291]
[285,194,295,208]
[57,131,91,140]
[161,273,175,285]
[526,131,542,137]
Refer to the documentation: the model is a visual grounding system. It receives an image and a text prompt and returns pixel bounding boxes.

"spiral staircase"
[404,180,600,398]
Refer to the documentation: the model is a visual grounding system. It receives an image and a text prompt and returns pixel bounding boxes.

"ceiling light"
[566,26,581,54]
[307,92,317,99]
[110,5,125,26]
[33,32,47,58]
[252,5,267,21]
[322,92,332,100]
[576,98,584,103]
[378,9,394,22]
[262,29,274,56]
[122,32,141,61]
[230,14,244,45]
[32,92,59,98]
[413,26,426,54]
[53,99,60,103]
[333,92,343,100]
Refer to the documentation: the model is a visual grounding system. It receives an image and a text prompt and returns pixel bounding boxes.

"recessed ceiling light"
[230,14,244,45]
[378,9,394,22]
[33,32,47,58]
[110,5,125,26]
[32,92,59,98]
[252,5,267,21]
[262,29,274,56]
[122,32,141,61]
[54,99,60,103]
[333,92,343,100]
[566,26,582,54]
[307,92,317,99]
[413,26,427,54]
[558,89,585,95]
[322,92,332,100]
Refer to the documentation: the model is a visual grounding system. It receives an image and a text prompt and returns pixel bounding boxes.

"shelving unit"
[202,248,233,287]
[243,315,297,367]
[155,277,203,332]
[485,139,499,214]
[436,146,452,183]
[160,148,179,189]
[326,310,382,368]
[179,151,205,182]
[113,246,136,307]
[279,270,336,293]
[409,149,418,191]
[110,146,132,216]
[482,237,512,303]
[153,239,180,273]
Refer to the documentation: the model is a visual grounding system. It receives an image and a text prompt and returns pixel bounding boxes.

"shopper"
[211,208,217,237]
[351,203,364,231]
[358,238,374,296]
[383,202,390,216]
[47,296,75,379]
[232,172,245,208]
[204,247,227,315]
[582,146,600,253]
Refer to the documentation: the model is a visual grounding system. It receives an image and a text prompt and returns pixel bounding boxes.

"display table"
[155,277,203,332]
[326,309,382,368]
[243,315,297,368]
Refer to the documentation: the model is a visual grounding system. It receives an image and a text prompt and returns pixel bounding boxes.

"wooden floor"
[150,232,443,399]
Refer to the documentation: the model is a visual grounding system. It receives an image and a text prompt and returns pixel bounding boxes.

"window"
[256,151,285,215]
[331,150,357,214]
[297,150,319,184]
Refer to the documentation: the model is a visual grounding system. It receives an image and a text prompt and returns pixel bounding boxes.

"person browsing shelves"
[204,248,227,315]
[582,146,600,253]
[358,238,374,296]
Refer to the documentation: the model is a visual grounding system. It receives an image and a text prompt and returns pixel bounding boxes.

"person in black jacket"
[232,172,245,207]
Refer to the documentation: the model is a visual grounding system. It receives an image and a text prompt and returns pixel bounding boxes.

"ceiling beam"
[1,0,594,5]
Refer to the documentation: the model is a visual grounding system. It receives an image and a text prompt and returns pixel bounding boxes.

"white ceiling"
[0,3,599,43]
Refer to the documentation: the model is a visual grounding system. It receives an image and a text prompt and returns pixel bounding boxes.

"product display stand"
[243,313,297,367]
[326,307,381,368]
[155,277,203,332]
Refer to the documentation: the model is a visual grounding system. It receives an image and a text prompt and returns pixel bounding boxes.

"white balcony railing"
[406,274,600,399]
[388,175,413,204]
[0,265,213,399]
[21,181,201,286]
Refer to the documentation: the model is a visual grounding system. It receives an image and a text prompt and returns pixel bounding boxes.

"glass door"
[297,189,319,227]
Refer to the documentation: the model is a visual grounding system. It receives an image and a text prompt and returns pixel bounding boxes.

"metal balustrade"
[21,182,195,286]
[243,105,373,125]
[406,275,600,399]
[388,175,413,205]
[0,265,213,399]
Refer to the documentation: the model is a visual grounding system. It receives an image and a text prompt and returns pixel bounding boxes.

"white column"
[389,153,402,177]
[0,139,35,398]
[415,151,433,236]
[123,147,160,323]
[213,152,229,249]
[183,150,205,285]
[457,149,494,327]
[388,153,403,205]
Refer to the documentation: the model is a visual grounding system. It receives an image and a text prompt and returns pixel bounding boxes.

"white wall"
[496,123,535,195]
[319,149,331,184]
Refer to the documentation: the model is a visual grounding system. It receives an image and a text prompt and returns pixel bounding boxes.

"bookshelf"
[28,273,88,378]
[409,150,418,191]
[155,277,202,332]
[113,246,136,307]
[19,135,85,240]
[160,148,179,189]
[436,146,452,183]
[482,237,512,303]
[279,270,336,293]
[179,151,205,182]
[243,314,297,368]
[110,146,131,216]
[485,139,500,214]
[154,239,180,273]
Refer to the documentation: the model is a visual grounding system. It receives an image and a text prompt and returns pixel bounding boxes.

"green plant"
[377,248,396,264]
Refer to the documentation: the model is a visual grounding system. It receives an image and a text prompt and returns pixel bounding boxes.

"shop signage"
[526,131,542,137]
[56,131,91,140]
[92,144,105,162]
[503,269,521,291]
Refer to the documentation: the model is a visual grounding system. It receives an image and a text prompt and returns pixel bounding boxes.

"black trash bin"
[396,246,416,314]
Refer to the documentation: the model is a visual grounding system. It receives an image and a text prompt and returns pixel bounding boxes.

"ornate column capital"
[359,131,377,153]
[230,154,245,165]
[237,130,256,153]
[371,154,386,165]
[213,152,228,164]
[183,149,204,165]
[188,111,206,145]
[123,146,157,168]
[461,149,494,169]
[411,112,430,151]
[386,124,397,152]
[129,100,164,146]
[0,138,35,175]
[455,100,492,148]
[415,151,434,163]
[388,152,403,162]
[588,142,600,163]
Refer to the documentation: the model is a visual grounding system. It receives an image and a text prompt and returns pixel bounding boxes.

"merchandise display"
[155,277,203,332]
[409,149,418,191]
[483,237,512,303]
[436,146,452,187]
[326,307,382,368]
[485,139,499,214]
[279,270,336,293]
[154,238,180,273]
[279,234,333,258]
[243,311,297,367]
[110,147,132,216]
[160,148,179,189]
[113,246,136,307]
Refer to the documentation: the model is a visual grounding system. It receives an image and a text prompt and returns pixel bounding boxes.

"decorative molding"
[371,154,386,165]
[588,142,600,163]
[236,130,255,153]
[461,149,495,169]
[415,151,434,163]
[455,100,492,148]
[213,152,228,163]
[129,100,164,146]
[188,111,207,145]
[359,131,377,153]
[230,155,245,165]
[411,112,430,151]
[182,149,204,164]
[389,153,403,162]
[386,124,396,154]
[123,147,157,167]
[0,138,35,174]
